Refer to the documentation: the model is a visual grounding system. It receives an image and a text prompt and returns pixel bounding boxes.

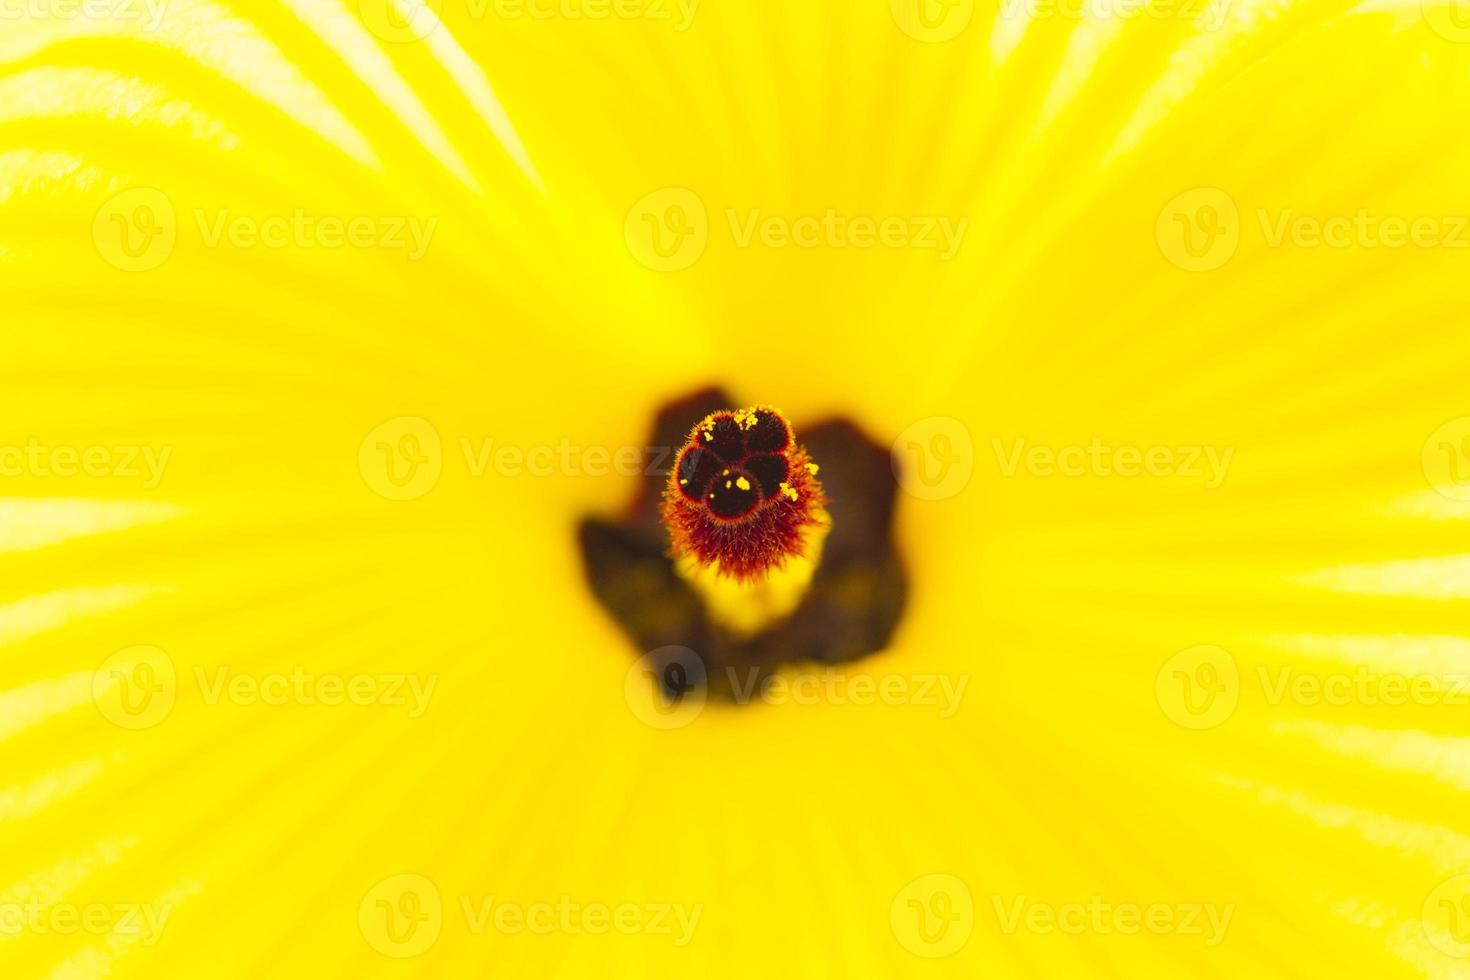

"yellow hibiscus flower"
[3,0,1470,976]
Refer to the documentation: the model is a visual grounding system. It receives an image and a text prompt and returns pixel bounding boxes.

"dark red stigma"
[660,407,826,581]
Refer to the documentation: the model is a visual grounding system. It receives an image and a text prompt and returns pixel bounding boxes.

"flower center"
[662,406,825,581]
[578,388,907,702]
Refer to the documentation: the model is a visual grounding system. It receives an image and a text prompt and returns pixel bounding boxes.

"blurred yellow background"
[4,0,1470,975]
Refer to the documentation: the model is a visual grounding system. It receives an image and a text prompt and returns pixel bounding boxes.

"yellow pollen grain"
[725,480,732,488]
[806,463,819,475]
[779,482,798,501]
[736,476,751,491]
